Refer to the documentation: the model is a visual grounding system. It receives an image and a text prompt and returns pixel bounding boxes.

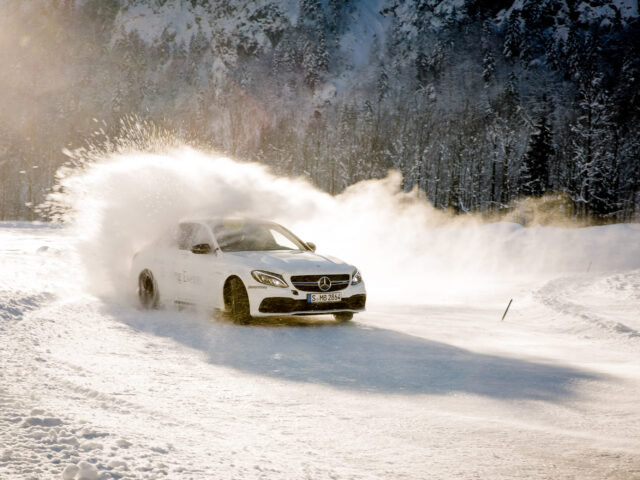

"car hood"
[225,250,353,275]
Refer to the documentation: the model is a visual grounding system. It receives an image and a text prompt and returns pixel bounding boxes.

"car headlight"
[351,269,362,285]
[251,270,288,288]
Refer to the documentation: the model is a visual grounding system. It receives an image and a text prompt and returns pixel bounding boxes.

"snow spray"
[41,134,640,305]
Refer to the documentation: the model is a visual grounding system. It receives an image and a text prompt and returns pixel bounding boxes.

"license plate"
[307,292,342,303]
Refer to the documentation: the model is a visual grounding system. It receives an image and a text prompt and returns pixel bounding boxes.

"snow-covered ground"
[1,147,639,480]
[2,220,639,480]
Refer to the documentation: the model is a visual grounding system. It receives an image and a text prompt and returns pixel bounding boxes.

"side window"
[177,224,195,250]
[177,223,212,250]
[191,225,212,247]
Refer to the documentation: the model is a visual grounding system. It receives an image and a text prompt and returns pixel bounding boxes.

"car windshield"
[209,220,307,252]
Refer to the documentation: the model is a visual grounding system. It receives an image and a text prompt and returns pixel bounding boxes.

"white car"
[132,218,366,323]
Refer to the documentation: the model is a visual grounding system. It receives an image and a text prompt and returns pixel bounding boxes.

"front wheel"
[138,269,159,309]
[227,278,251,325]
[334,312,353,322]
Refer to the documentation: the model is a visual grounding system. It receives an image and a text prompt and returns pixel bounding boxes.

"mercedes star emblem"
[318,276,331,292]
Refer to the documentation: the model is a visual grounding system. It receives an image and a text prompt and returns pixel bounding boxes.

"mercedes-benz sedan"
[131,218,366,323]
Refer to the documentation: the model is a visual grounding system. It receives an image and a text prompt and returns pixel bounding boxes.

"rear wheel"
[227,277,251,324]
[138,269,159,309]
[334,312,353,322]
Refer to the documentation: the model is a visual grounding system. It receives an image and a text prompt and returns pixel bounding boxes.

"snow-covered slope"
[112,0,391,75]
[2,218,640,479]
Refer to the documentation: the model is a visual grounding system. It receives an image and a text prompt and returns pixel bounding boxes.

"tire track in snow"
[535,272,640,344]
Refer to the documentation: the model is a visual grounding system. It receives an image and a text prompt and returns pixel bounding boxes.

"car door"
[174,223,195,306]
[176,222,223,309]
[148,225,183,307]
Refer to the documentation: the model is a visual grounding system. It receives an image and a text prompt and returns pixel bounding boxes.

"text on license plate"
[307,292,342,303]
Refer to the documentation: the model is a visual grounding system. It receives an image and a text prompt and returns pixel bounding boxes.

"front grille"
[259,294,366,314]
[290,274,350,292]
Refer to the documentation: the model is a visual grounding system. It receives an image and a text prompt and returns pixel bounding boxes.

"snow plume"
[42,137,640,305]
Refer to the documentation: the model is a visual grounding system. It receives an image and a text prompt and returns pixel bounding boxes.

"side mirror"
[306,241,316,252]
[191,243,212,254]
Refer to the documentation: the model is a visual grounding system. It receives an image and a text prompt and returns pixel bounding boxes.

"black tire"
[227,277,251,324]
[334,312,353,322]
[138,269,159,309]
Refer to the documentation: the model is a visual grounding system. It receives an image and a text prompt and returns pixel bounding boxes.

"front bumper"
[246,281,367,317]
[258,294,366,315]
